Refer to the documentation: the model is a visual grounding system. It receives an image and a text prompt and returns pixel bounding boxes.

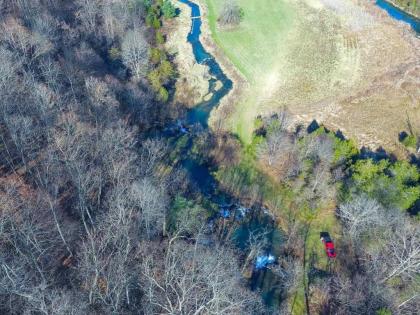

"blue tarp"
[219,209,231,218]
[255,254,276,269]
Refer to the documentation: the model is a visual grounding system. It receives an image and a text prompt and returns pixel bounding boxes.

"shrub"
[376,308,392,315]
[155,31,165,45]
[402,134,417,149]
[158,60,175,82]
[108,46,121,60]
[161,0,177,19]
[150,47,164,64]
[147,69,161,91]
[146,10,161,29]
[158,86,169,102]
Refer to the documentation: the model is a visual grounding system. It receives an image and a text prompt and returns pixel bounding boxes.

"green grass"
[214,141,340,311]
[204,0,351,143]
[391,0,419,17]
[205,0,297,142]
[205,0,295,83]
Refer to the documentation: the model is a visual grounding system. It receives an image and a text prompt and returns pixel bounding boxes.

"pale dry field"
[204,0,420,154]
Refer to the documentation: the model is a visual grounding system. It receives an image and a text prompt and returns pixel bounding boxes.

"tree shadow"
[399,131,409,142]
[408,198,420,216]
[307,120,320,134]
[359,146,397,163]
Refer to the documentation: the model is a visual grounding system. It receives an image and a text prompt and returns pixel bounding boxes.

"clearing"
[202,0,420,154]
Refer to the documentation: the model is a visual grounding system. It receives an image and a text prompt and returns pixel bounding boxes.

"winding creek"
[179,0,233,126]
[175,0,284,307]
[174,0,419,308]
[376,0,420,33]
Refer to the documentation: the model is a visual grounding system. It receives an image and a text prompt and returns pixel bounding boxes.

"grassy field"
[390,0,419,17]
[205,0,363,143]
[205,0,298,142]
[206,0,295,82]
[204,0,420,153]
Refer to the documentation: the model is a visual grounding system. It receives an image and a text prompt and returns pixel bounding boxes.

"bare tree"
[101,0,137,41]
[239,228,270,272]
[78,198,135,313]
[0,17,52,61]
[218,0,244,26]
[303,133,334,166]
[121,29,150,81]
[271,256,302,294]
[0,177,66,314]
[131,178,168,239]
[330,273,394,315]
[381,221,420,282]
[142,241,263,314]
[139,138,168,177]
[75,0,101,35]
[0,47,19,92]
[338,195,384,240]
[258,130,291,167]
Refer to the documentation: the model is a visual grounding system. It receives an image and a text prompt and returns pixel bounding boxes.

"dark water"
[178,0,233,127]
[176,0,284,308]
[376,0,420,33]
[176,0,233,199]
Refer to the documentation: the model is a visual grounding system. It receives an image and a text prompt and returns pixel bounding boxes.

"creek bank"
[376,0,420,32]
[194,0,249,131]
[170,0,286,307]
[165,0,210,107]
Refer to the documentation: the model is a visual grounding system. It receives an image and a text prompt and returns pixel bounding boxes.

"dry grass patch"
[205,0,419,155]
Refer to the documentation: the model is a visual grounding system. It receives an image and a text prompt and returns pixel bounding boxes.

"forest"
[0,0,419,314]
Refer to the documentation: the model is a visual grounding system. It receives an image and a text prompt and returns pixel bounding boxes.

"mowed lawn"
[205,0,298,142]
[205,0,295,83]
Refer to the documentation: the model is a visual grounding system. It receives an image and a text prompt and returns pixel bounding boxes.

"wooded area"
[0,0,261,314]
[0,0,418,314]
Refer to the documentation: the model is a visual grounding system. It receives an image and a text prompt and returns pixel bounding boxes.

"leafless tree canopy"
[338,195,385,240]
[0,1,268,314]
[142,241,264,314]
[122,29,150,81]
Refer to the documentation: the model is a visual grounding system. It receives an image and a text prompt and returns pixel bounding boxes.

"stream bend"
[178,0,233,127]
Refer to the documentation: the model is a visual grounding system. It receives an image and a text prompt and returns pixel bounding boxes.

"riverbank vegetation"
[389,0,419,17]
[213,111,420,313]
